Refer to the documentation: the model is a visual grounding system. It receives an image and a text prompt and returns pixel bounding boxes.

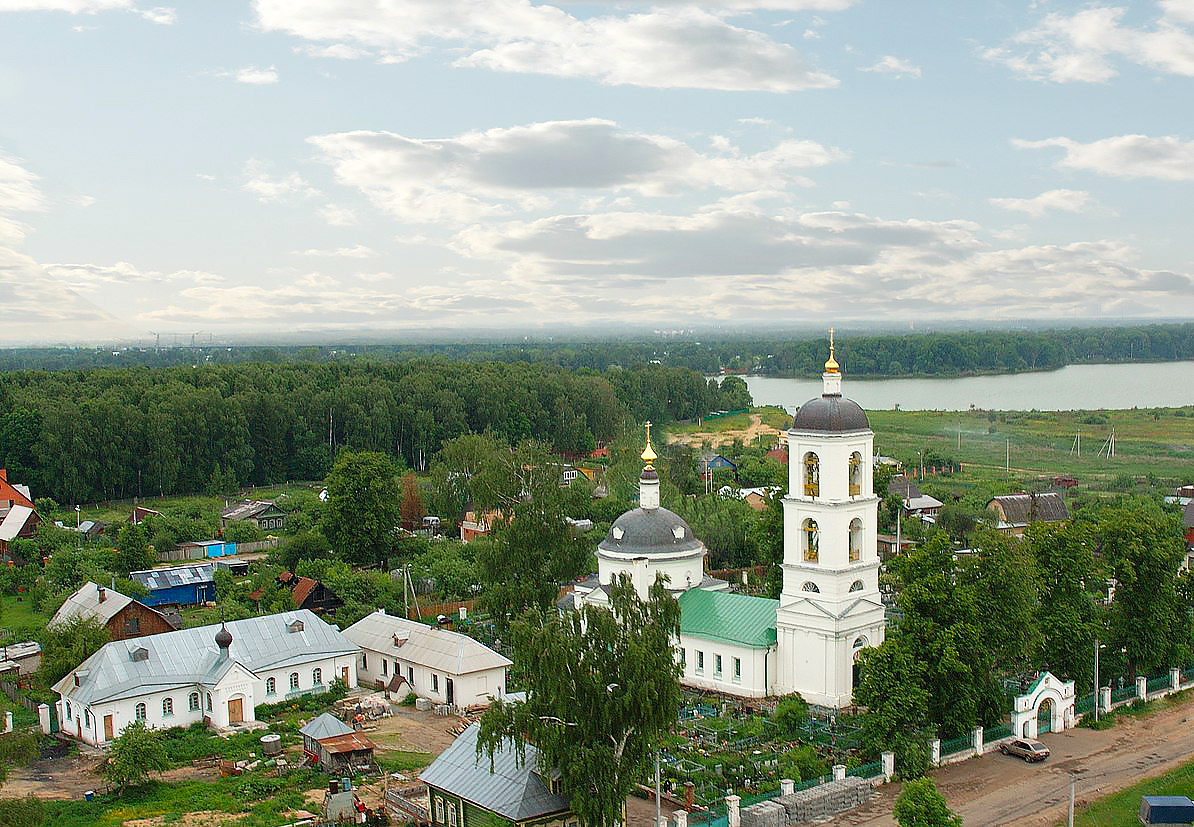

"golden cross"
[645,421,652,445]
[829,326,835,358]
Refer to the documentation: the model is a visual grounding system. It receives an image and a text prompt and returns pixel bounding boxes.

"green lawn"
[74,481,323,528]
[1068,754,1194,826]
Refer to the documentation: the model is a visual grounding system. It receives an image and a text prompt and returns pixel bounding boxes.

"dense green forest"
[0,362,749,505]
[1,322,1193,377]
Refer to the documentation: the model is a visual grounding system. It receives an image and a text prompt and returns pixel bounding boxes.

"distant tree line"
[0,322,1192,377]
[0,360,748,505]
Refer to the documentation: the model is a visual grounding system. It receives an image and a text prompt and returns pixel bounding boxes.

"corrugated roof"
[220,501,280,520]
[988,492,1069,525]
[678,589,778,648]
[50,582,134,627]
[420,724,570,822]
[291,577,318,608]
[343,611,511,677]
[888,477,922,500]
[0,505,34,541]
[300,712,355,740]
[129,563,215,592]
[1183,501,1194,529]
[318,732,377,754]
[54,609,358,705]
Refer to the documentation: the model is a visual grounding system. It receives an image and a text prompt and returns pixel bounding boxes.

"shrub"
[399,692,418,707]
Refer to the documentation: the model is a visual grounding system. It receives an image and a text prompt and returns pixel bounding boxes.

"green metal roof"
[678,589,778,648]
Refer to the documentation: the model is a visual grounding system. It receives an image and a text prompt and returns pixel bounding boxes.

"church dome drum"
[600,507,703,557]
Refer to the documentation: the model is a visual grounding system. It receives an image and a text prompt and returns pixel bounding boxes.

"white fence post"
[1100,686,1111,712]
[881,751,895,782]
[929,738,941,766]
[1136,676,1147,701]
[1171,667,1181,691]
[832,764,846,781]
[4,710,12,733]
[674,811,687,827]
[37,703,51,735]
[972,726,984,755]
[726,795,741,827]
[780,779,795,795]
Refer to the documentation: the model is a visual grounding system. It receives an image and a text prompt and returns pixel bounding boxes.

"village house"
[300,713,377,774]
[50,582,179,641]
[52,609,359,746]
[129,563,216,608]
[0,641,42,677]
[343,609,511,708]
[887,477,944,520]
[698,452,737,480]
[421,723,577,827]
[0,468,39,558]
[158,539,237,563]
[719,485,781,513]
[128,505,162,525]
[253,571,343,615]
[764,446,789,465]
[220,500,287,532]
[986,492,1070,536]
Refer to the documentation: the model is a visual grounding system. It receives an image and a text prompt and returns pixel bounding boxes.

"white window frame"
[696,650,704,675]
[733,657,741,683]
[714,654,723,678]
[135,702,147,721]
[265,677,276,696]
[163,697,174,717]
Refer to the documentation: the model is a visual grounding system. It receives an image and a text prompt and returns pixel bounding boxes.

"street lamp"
[1093,639,1126,721]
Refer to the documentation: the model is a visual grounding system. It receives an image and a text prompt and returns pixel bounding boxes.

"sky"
[1,0,1193,344]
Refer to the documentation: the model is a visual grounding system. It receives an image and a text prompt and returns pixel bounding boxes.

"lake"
[733,361,1194,412]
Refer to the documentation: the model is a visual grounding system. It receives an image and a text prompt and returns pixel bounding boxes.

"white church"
[567,339,885,708]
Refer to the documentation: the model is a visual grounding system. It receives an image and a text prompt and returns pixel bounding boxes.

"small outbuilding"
[50,582,179,641]
[300,713,376,773]
[129,563,216,607]
[987,492,1069,536]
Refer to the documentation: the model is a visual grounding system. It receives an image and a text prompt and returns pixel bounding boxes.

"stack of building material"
[741,777,873,827]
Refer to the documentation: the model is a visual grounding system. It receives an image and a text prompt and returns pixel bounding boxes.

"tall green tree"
[113,523,155,575]
[100,720,170,791]
[321,451,402,568]
[854,642,931,779]
[477,575,681,827]
[38,615,109,686]
[959,529,1041,675]
[1026,521,1103,689]
[1100,504,1191,676]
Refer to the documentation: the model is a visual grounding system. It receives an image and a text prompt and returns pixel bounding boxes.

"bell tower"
[774,329,885,708]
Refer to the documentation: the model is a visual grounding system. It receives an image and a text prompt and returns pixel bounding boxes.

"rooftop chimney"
[97,586,106,603]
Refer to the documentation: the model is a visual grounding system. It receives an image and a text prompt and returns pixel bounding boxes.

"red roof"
[764,448,789,465]
[291,577,318,609]
[0,470,34,509]
[317,732,376,754]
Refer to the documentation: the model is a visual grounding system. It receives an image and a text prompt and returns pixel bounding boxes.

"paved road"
[839,692,1194,826]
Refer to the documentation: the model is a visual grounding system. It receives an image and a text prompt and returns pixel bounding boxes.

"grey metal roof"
[50,582,134,627]
[53,609,358,705]
[221,500,282,520]
[129,563,215,592]
[300,712,355,740]
[1183,501,1194,529]
[987,492,1069,525]
[791,394,870,433]
[420,724,571,823]
[600,506,704,557]
[343,611,511,676]
[0,505,34,541]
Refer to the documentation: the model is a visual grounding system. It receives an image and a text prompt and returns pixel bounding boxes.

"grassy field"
[73,481,323,528]
[1068,753,1194,826]
[869,406,1194,499]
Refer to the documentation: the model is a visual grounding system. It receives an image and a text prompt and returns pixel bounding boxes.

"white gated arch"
[1010,672,1076,739]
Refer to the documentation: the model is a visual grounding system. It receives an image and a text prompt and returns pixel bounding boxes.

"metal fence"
[792,774,833,792]
[940,734,972,757]
[1147,675,1171,694]
[848,761,884,779]
[1111,685,1137,704]
[985,724,1012,742]
[1074,695,1095,715]
[1183,667,1194,685]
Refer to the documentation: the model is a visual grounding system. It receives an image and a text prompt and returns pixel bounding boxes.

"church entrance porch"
[1011,672,1075,738]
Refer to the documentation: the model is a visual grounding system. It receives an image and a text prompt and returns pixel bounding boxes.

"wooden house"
[50,582,179,641]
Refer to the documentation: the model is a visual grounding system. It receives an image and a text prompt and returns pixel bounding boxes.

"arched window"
[801,581,820,593]
[65,701,72,720]
[163,697,173,717]
[803,518,819,563]
[849,579,864,592]
[849,518,863,562]
[852,636,869,658]
[312,668,322,686]
[266,677,276,695]
[803,452,820,497]
[849,452,863,496]
[189,692,200,711]
[135,702,147,721]
[289,672,300,690]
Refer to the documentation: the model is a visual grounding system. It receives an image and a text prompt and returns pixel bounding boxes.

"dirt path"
[0,753,216,800]
[839,694,1194,827]
[366,706,459,756]
[667,414,782,452]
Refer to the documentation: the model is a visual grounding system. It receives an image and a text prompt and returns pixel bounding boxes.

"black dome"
[792,394,870,432]
[600,507,704,556]
[215,624,233,649]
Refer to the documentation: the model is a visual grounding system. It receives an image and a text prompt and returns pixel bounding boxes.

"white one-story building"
[52,609,359,746]
[343,609,511,708]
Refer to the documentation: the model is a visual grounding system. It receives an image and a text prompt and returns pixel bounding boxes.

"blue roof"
[130,563,215,591]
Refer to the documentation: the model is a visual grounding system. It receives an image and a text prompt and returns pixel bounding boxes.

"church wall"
[677,635,774,698]
[598,551,703,593]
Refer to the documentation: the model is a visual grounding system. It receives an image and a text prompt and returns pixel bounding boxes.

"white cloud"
[234,65,279,85]
[989,188,1094,216]
[241,161,319,203]
[42,260,224,292]
[860,55,921,78]
[0,153,47,243]
[985,5,1194,82]
[1014,134,1194,181]
[253,0,838,91]
[310,118,846,223]
[296,244,376,258]
[137,6,174,24]
[0,1,129,10]
[317,203,357,225]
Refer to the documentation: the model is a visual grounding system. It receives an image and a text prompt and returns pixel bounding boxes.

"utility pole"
[1068,780,1075,827]
[655,748,661,827]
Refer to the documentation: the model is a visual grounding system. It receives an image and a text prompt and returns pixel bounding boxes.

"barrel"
[259,733,282,756]
[84,790,94,802]
[330,779,340,794]
[341,777,352,792]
